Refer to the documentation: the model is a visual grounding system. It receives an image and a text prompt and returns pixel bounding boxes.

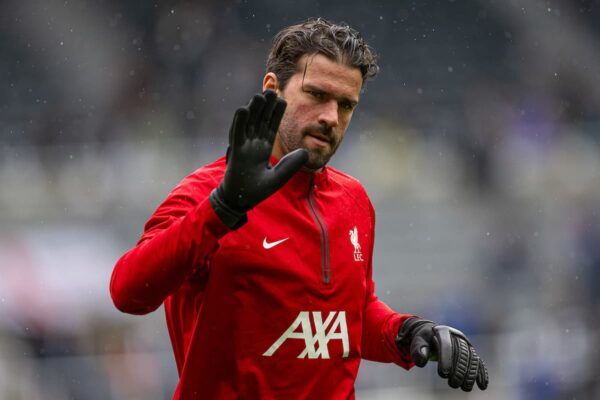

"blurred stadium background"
[1,0,599,398]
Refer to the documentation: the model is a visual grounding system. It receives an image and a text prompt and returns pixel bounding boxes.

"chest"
[212,183,372,305]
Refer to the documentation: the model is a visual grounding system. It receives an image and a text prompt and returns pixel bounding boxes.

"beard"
[277,121,341,170]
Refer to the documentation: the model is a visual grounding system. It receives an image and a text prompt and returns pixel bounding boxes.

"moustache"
[303,125,334,143]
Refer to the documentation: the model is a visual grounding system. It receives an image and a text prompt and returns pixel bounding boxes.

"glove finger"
[229,107,250,151]
[432,326,453,378]
[256,90,279,144]
[409,335,431,368]
[260,90,278,127]
[476,358,489,390]
[246,94,267,138]
[270,148,308,188]
[268,98,287,144]
[460,346,479,392]
[446,336,469,389]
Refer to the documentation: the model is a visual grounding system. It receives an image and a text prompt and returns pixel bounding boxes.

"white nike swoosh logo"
[263,237,289,249]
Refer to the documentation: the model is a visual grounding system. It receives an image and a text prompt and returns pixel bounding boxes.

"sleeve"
[109,168,231,315]
[360,199,416,369]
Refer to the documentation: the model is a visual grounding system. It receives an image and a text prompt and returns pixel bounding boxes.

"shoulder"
[157,156,226,209]
[327,166,368,196]
[177,156,226,192]
[327,166,372,207]
[141,156,226,237]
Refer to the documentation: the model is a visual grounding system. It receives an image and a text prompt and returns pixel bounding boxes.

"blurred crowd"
[1,0,599,399]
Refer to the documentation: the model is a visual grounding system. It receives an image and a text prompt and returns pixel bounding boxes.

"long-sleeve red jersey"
[110,156,415,399]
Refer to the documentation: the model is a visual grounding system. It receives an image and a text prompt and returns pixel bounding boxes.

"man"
[110,18,488,399]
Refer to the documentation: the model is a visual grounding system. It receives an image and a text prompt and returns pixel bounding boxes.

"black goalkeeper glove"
[209,90,308,229]
[396,317,489,392]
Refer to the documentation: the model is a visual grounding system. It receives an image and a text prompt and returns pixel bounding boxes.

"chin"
[305,153,329,170]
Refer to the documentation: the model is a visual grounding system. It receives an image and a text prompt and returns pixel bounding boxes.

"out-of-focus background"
[1,0,599,398]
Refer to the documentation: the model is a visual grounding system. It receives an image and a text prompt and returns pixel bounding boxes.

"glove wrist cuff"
[209,187,248,230]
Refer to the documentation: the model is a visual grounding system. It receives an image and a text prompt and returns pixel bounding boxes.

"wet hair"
[266,18,379,89]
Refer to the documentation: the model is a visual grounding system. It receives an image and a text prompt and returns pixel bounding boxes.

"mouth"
[306,132,331,147]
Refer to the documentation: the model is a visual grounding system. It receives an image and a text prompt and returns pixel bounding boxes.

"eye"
[340,101,356,112]
[309,90,325,100]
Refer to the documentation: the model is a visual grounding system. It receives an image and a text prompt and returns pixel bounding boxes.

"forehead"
[293,54,363,101]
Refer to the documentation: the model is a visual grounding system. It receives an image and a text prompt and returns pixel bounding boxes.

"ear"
[263,72,280,95]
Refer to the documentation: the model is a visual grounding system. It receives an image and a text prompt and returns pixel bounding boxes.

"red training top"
[110,156,414,399]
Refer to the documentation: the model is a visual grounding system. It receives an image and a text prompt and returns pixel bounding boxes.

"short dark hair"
[266,18,379,89]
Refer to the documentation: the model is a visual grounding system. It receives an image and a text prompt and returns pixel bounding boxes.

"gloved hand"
[396,317,489,392]
[209,90,308,229]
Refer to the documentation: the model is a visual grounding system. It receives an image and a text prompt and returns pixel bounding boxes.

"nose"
[317,100,339,128]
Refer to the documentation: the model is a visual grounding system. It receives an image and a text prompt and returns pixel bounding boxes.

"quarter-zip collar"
[269,156,331,285]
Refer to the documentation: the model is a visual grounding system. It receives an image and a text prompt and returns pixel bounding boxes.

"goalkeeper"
[110,17,488,399]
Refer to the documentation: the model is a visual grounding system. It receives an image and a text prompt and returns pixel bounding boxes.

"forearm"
[110,198,229,314]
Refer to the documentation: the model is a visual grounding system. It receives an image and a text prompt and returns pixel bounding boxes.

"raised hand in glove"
[396,317,489,392]
[210,90,308,229]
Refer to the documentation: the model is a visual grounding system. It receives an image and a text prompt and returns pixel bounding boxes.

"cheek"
[282,105,309,131]
[279,109,296,132]
[333,132,346,148]
[334,116,352,139]
[339,111,354,126]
